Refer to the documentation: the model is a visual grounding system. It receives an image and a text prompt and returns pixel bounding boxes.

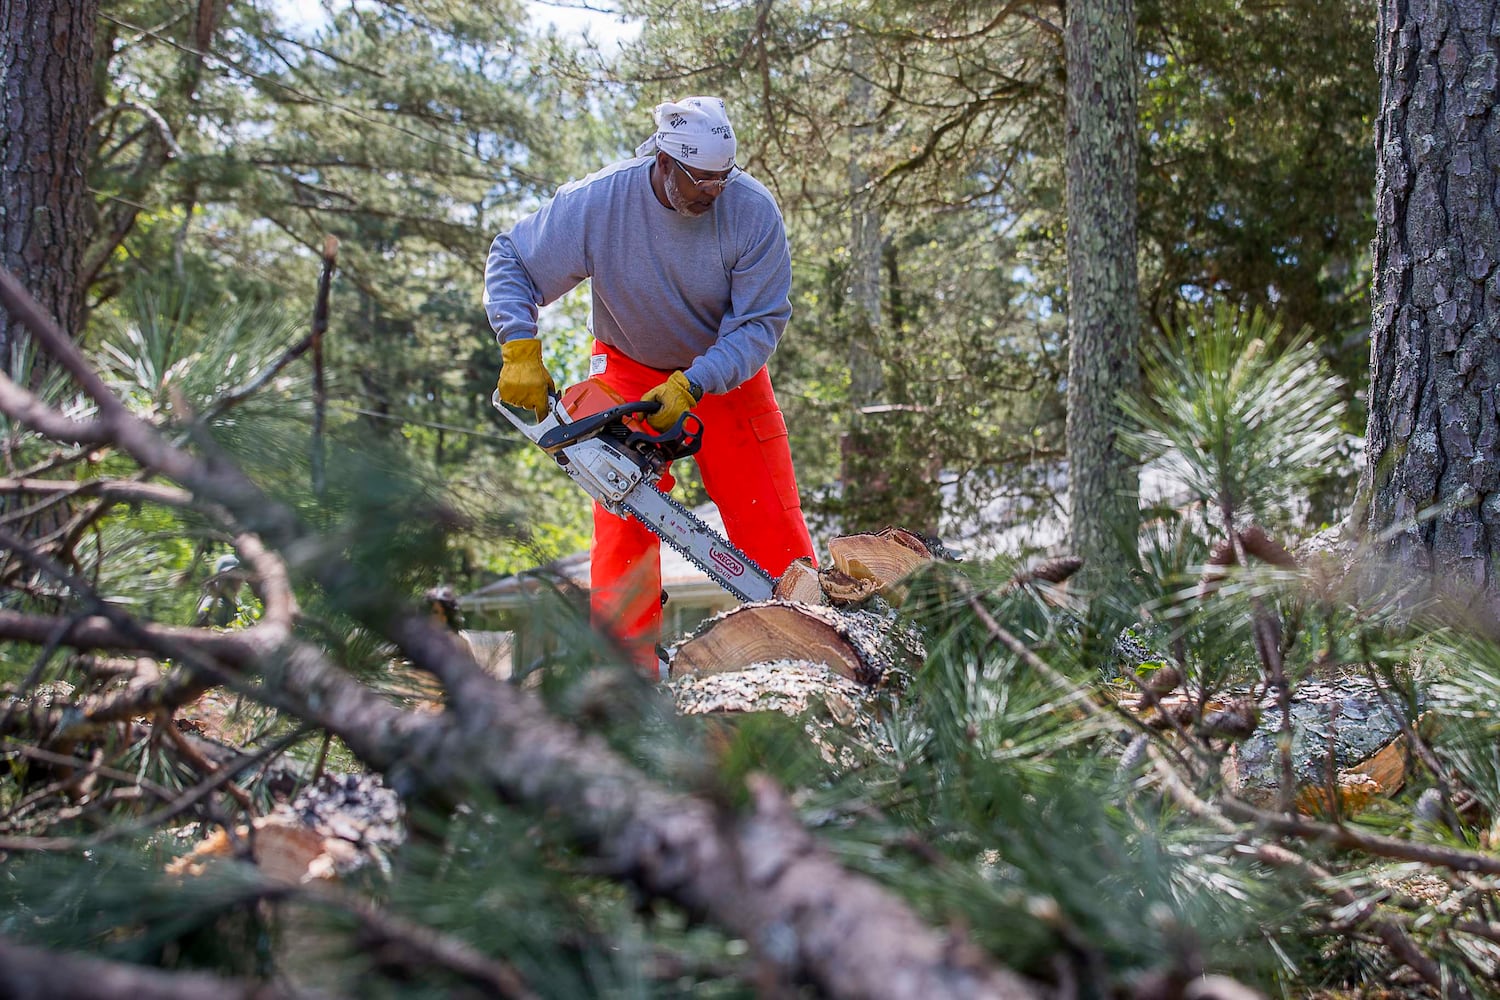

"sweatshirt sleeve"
[483,188,591,344]
[682,204,793,395]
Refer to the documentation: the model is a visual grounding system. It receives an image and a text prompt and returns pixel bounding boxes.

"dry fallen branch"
[0,934,310,1000]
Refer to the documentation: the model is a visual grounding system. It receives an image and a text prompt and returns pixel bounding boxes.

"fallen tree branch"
[0,263,1279,997]
[1147,745,1460,997]
[0,475,198,515]
[0,378,109,447]
[0,934,316,1000]
[1221,797,1500,878]
[1256,845,1450,993]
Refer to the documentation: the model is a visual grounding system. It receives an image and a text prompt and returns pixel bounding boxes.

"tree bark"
[0,0,98,355]
[1064,0,1141,590]
[1363,0,1500,614]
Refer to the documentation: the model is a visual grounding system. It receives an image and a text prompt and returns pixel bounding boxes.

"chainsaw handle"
[536,400,660,451]
[490,388,565,443]
[494,389,704,465]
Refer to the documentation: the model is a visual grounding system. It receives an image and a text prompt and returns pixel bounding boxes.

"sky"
[268,0,640,45]
[529,1,641,45]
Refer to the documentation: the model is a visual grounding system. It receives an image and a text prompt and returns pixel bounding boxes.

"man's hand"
[497,338,556,419]
[641,370,703,432]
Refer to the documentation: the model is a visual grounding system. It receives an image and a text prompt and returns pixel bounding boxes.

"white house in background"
[459,504,741,663]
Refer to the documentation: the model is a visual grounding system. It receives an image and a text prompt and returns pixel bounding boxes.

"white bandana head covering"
[633,96,737,172]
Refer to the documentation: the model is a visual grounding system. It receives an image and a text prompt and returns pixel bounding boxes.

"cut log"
[819,565,880,607]
[671,660,873,723]
[668,602,921,686]
[826,528,936,605]
[1113,671,1419,818]
[876,526,937,557]
[671,662,884,767]
[1218,675,1414,815]
[166,771,405,883]
[773,556,827,605]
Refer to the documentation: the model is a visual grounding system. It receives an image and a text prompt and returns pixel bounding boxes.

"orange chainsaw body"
[560,378,650,434]
[550,376,705,469]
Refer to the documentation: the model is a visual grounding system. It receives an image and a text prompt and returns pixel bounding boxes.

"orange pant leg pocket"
[749,408,802,511]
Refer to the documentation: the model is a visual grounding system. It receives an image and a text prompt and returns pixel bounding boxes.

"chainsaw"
[491,380,777,604]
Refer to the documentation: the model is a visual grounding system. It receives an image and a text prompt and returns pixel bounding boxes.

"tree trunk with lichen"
[1064,0,1141,593]
[0,0,98,356]
[1362,0,1500,616]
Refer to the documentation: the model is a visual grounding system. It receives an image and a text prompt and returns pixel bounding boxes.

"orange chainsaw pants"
[586,340,816,675]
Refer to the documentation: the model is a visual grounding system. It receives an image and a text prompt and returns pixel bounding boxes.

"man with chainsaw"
[484,95,817,675]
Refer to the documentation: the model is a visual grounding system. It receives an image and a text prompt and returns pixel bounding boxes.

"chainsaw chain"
[620,489,775,604]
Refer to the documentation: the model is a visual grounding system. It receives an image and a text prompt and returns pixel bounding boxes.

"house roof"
[461,503,737,610]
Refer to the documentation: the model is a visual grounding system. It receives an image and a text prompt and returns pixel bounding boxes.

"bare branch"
[0,377,109,446]
[0,935,314,1000]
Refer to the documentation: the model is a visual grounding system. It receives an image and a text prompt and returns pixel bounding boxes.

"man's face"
[663,155,734,218]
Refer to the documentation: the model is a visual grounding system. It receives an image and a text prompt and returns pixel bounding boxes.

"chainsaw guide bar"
[492,389,776,605]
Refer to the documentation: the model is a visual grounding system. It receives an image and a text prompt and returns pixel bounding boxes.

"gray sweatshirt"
[483,156,792,395]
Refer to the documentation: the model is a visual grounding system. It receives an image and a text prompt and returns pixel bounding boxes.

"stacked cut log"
[668,527,943,694]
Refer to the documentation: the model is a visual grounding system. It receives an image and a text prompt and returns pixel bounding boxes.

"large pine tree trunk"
[1363,0,1500,611]
[1065,0,1141,590]
[0,0,98,355]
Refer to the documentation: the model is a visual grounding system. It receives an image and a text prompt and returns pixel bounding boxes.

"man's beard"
[665,179,710,218]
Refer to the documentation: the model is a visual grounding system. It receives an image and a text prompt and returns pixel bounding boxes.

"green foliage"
[7,1,1466,995]
[1121,304,1346,533]
[1137,0,1376,365]
[1425,636,1500,824]
[1,338,92,462]
[96,285,308,416]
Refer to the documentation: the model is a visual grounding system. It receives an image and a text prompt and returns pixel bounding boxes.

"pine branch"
[1147,745,1465,997]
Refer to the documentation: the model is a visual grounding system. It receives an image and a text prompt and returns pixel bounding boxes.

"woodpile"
[672,520,1409,823]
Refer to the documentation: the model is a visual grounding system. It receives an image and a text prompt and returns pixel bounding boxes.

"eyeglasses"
[670,156,739,193]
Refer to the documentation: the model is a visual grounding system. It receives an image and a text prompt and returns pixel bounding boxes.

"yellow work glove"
[497,337,556,419]
[641,370,703,432]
